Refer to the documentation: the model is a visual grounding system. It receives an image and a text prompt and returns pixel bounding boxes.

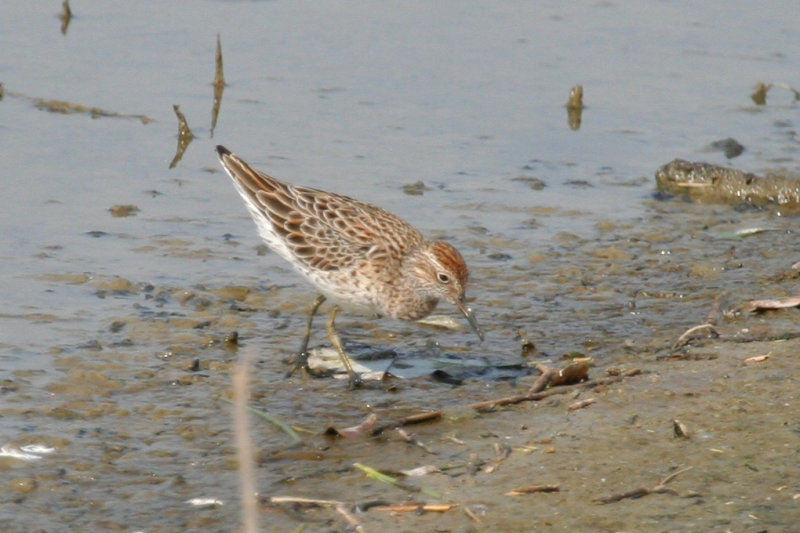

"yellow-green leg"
[326,305,362,388]
[287,294,326,377]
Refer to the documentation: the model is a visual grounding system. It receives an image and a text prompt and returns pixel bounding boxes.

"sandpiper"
[216,145,482,386]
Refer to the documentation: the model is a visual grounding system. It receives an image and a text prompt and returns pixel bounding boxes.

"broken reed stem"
[243,403,302,443]
[464,369,640,412]
[220,397,301,443]
[210,33,225,138]
[232,350,259,533]
[506,484,560,495]
[354,462,442,499]
[267,495,344,506]
[214,33,225,88]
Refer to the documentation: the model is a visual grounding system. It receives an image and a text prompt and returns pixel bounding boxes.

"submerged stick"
[672,323,718,350]
[593,466,693,504]
[267,495,455,514]
[372,369,641,436]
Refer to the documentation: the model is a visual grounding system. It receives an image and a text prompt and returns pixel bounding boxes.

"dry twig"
[568,398,596,411]
[506,484,560,495]
[744,352,771,364]
[370,502,457,513]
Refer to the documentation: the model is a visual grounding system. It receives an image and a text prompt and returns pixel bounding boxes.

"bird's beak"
[456,296,484,342]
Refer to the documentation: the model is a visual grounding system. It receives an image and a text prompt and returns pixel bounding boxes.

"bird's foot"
[346,370,364,389]
[285,351,317,378]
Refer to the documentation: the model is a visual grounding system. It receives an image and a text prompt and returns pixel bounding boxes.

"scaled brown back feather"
[220,151,426,272]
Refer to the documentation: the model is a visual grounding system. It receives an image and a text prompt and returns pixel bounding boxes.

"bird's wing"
[256,181,425,272]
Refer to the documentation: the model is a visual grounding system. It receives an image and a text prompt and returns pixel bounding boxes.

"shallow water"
[1,1,799,531]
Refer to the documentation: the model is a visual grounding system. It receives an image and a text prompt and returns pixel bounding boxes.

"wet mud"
[3,198,798,532]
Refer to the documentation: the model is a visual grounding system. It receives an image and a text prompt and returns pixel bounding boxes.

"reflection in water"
[170,34,224,167]
[169,104,195,168]
[59,0,72,35]
[751,81,770,105]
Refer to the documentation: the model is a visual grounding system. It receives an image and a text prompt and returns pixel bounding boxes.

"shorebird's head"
[413,240,484,341]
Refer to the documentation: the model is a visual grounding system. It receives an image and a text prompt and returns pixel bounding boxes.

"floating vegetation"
[1,85,153,123]
[751,81,800,105]
[108,204,139,217]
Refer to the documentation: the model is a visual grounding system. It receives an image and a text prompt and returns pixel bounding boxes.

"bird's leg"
[287,294,326,377]
[326,305,363,388]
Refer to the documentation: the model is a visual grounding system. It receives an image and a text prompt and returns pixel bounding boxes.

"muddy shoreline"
[4,197,798,531]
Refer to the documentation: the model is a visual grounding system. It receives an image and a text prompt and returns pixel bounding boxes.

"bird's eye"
[437,273,450,283]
